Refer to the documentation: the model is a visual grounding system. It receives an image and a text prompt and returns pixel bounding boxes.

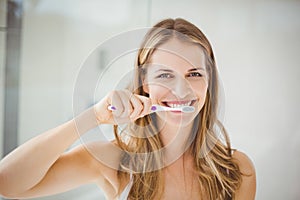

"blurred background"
[1,0,300,199]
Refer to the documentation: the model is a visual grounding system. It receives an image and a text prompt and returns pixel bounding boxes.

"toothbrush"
[107,104,195,113]
[150,104,195,113]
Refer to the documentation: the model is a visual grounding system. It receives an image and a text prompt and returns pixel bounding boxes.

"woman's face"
[143,38,209,127]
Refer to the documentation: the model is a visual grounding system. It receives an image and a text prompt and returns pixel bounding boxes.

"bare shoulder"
[232,150,255,175]
[232,150,256,200]
[74,141,123,197]
[78,140,122,179]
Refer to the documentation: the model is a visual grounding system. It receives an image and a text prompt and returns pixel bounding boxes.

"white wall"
[14,0,300,200]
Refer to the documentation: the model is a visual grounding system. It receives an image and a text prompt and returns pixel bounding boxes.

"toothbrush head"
[181,106,195,113]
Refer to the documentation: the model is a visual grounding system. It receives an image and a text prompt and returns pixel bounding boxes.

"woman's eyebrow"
[154,67,205,73]
[188,67,205,72]
[155,69,173,73]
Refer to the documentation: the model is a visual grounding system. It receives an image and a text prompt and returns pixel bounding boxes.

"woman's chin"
[156,112,197,128]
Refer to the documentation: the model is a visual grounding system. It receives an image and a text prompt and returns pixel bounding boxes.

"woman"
[0,18,256,200]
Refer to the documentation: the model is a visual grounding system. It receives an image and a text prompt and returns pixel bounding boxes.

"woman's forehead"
[149,38,206,70]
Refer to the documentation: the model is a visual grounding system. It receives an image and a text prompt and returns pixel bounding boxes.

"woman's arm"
[0,90,151,199]
[0,107,102,198]
[233,151,256,200]
[8,144,105,199]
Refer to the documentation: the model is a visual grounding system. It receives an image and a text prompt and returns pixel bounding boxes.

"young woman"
[0,18,256,200]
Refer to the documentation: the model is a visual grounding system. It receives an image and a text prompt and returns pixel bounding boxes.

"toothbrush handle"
[108,105,162,112]
[150,104,174,112]
[151,105,158,111]
[108,104,179,113]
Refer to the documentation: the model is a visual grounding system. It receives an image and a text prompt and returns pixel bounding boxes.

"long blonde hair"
[114,18,242,200]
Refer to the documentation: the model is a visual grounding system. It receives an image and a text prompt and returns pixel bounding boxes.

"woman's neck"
[158,120,194,163]
[159,123,192,145]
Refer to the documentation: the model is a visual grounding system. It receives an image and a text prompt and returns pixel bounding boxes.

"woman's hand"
[94,90,152,124]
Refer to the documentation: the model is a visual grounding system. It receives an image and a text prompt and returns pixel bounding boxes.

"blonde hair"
[114,18,242,200]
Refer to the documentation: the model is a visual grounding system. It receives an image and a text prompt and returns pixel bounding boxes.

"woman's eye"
[187,72,202,77]
[157,73,173,79]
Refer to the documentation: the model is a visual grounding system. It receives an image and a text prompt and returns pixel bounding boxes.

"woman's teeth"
[165,101,192,108]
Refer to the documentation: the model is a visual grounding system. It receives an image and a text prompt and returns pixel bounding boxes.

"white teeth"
[166,101,192,108]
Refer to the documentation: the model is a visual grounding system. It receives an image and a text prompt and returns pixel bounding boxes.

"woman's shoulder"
[231,150,256,199]
[79,140,122,173]
[231,150,255,176]
[75,141,124,197]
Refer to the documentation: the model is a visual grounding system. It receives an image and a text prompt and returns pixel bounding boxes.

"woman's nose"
[171,78,191,98]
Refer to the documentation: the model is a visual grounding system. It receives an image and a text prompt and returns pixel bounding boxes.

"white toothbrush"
[150,104,195,113]
[107,104,195,113]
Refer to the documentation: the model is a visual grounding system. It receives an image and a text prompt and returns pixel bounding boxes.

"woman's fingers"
[96,90,152,125]
[115,90,133,119]
[138,95,152,117]
[129,94,144,119]
[109,91,124,117]
[128,93,153,120]
[114,92,152,120]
